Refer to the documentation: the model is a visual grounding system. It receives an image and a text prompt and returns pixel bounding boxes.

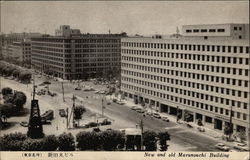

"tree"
[12,91,27,111]
[58,133,75,151]
[22,139,44,151]
[42,135,59,151]
[100,130,125,151]
[0,103,16,117]
[224,125,233,141]
[238,129,246,142]
[143,131,157,151]
[73,106,86,127]
[76,131,101,150]
[158,131,170,151]
[0,132,27,151]
[2,87,13,96]
[19,71,31,83]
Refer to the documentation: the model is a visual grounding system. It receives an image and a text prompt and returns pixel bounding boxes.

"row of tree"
[0,87,27,128]
[0,62,32,83]
[0,130,170,151]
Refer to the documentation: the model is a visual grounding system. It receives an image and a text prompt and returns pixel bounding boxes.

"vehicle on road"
[107,102,111,105]
[215,143,230,151]
[41,110,54,123]
[136,108,145,113]
[152,113,161,119]
[116,101,125,105]
[20,121,28,127]
[162,116,170,122]
[75,87,81,90]
[85,122,98,128]
[101,119,112,125]
[197,126,205,132]
[43,81,51,85]
[233,143,249,151]
[59,109,66,117]
[131,106,139,110]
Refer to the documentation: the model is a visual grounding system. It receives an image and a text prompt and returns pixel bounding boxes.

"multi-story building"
[8,40,32,64]
[31,25,127,80]
[121,23,249,137]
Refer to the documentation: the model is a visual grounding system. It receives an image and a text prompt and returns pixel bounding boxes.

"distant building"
[8,40,32,64]
[121,23,249,137]
[31,25,127,80]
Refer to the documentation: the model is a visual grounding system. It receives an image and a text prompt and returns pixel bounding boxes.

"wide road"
[39,76,223,151]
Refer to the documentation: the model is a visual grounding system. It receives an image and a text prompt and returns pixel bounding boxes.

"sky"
[0,1,249,35]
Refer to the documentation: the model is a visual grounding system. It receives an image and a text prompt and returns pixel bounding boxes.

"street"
[1,74,231,151]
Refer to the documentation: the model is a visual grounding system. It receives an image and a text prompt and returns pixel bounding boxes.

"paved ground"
[0,73,241,151]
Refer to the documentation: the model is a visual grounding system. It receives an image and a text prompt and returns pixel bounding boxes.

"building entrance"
[214,119,223,130]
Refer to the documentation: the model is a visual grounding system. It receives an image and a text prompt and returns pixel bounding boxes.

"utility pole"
[61,82,65,102]
[102,97,105,117]
[229,105,233,140]
[139,119,144,151]
[68,95,76,128]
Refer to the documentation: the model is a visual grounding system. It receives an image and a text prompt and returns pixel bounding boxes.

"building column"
[193,113,197,123]
[202,115,205,125]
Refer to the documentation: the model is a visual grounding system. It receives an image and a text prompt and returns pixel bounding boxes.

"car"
[233,143,249,151]
[75,87,81,90]
[43,81,51,85]
[107,102,111,105]
[215,143,230,151]
[112,99,118,103]
[152,113,161,119]
[116,101,125,105]
[85,122,98,128]
[131,106,139,110]
[59,109,66,117]
[162,116,170,122]
[20,121,28,127]
[197,126,205,132]
[101,119,112,125]
[136,108,145,113]
[95,90,100,94]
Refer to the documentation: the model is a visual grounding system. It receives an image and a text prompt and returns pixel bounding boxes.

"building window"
[209,29,216,32]
[217,29,225,32]
[186,29,192,33]
[193,29,199,33]
[201,29,207,32]
[234,27,237,30]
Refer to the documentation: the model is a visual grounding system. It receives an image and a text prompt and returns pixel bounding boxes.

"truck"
[41,110,54,123]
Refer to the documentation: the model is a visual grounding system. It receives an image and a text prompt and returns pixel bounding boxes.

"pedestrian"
[56,125,58,130]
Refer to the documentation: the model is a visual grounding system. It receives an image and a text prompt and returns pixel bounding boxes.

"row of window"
[122,63,249,84]
[121,86,248,121]
[121,42,249,54]
[121,74,249,99]
[186,28,226,33]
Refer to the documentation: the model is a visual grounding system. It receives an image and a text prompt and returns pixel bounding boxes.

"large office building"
[7,40,32,64]
[31,25,127,80]
[121,23,249,137]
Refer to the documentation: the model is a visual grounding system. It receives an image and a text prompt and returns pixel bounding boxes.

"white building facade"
[121,24,249,137]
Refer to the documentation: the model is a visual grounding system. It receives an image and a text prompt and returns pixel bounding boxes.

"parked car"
[107,102,111,105]
[162,116,170,122]
[112,99,118,103]
[233,143,249,151]
[59,109,66,117]
[20,121,28,127]
[136,108,145,113]
[197,126,205,132]
[101,119,112,125]
[131,106,139,110]
[215,143,230,151]
[85,122,98,128]
[43,81,51,85]
[152,113,161,119]
[116,101,125,105]
[41,110,54,122]
[75,87,81,90]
